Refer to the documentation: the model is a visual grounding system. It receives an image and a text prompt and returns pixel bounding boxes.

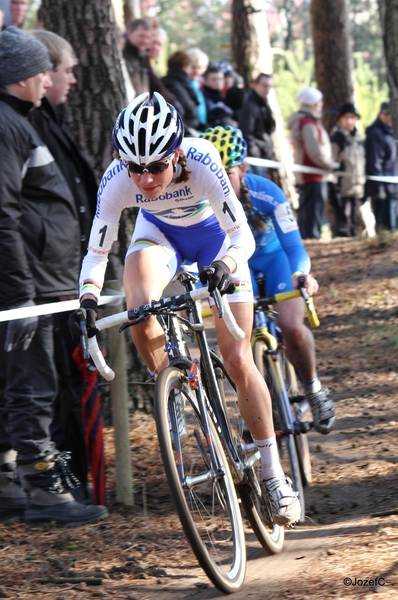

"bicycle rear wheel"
[253,339,305,523]
[280,351,312,486]
[154,366,246,593]
[210,353,284,554]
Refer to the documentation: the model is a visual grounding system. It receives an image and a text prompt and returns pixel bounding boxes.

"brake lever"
[203,267,224,318]
[75,307,90,359]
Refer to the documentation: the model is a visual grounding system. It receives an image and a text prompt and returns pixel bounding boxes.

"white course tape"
[245,156,398,184]
[0,294,125,323]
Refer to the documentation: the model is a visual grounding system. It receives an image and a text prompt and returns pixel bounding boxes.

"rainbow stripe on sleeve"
[80,279,102,296]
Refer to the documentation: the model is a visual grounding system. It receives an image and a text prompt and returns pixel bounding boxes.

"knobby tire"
[154,366,246,593]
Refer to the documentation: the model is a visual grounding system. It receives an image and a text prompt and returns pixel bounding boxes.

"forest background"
[23,0,387,137]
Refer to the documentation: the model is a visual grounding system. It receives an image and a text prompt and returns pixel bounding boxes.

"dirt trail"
[1,234,398,600]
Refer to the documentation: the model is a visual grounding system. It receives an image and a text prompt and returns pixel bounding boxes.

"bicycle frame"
[166,270,259,482]
[252,279,319,438]
[252,305,300,438]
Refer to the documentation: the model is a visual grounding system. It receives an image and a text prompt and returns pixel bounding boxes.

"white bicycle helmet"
[112,92,184,164]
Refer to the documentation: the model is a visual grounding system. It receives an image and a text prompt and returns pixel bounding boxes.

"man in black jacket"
[365,101,398,231]
[238,73,276,170]
[28,30,100,505]
[0,26,107,526]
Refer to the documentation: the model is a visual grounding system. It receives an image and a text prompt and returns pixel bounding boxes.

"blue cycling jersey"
[243,173,310,276]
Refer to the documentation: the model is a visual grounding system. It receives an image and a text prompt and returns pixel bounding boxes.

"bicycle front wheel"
[154,366,246,593]
[211,353,284,554]
[253,339,306,523]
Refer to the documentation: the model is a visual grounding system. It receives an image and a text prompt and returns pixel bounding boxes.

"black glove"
[5,300,38,352]
[199,260,236,296]
[68,298,98,340]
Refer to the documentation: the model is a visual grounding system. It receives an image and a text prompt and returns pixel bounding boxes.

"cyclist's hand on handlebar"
[292,273,319,296]
[199,260,236,295]
[68,298,98,340]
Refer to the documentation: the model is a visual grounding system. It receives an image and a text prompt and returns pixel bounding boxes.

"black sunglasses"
[125,154,174,176]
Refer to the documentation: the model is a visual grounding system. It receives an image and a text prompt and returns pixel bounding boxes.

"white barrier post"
[104,280,133,506]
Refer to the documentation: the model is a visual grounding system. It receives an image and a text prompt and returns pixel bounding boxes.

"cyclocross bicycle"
[80,267,285,594]
[251,277,320,523]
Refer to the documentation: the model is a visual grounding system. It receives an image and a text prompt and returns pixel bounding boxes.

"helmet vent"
[151,119,159,136]
[164,113,172,128]
[138,128,147,157]
[149,136,164,155]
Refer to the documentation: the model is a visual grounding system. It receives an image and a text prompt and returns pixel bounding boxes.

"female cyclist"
[69,92,301,525]
[202,125,336,435]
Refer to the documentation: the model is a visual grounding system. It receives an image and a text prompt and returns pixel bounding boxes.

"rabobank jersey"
[79,137,255,300]
[243,173,310,275]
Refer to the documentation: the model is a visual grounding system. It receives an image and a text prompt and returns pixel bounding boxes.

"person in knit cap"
[287,86,335,239]
[0,27,108,526]
[329,102,365,237]
[365,101,398,231]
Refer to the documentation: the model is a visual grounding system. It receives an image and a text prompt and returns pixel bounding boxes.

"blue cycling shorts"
[249,248,294,297]
[126,210,253,303]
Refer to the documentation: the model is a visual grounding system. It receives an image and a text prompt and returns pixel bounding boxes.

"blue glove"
[5,300,38,352]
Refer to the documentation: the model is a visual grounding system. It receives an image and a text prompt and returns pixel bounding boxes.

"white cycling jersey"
[80,137,255,300]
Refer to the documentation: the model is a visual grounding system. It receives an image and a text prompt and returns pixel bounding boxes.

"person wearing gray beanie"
[0,26,52,87]
[0,25,109,527]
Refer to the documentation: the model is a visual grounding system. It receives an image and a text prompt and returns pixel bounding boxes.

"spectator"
[28,30,100,504]
[213,60,245,122]
[123,18,152,96]
[162,50,200,135]
[238,73,276,164]
[287,86,334,240]
[186,47,209,131]
[365,101,398,232]
[10,0,27,27]
[201,64,237,128]
[148,21,167,73]
[0,26,107,526]
[329,102,365,237]
[123,18,179,108]
[0,0,26,29]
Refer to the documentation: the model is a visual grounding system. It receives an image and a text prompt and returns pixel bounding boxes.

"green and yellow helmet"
[201,125,247,169]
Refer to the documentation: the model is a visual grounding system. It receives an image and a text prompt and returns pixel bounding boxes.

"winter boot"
[18,452,108,526]
[0,450,27,522]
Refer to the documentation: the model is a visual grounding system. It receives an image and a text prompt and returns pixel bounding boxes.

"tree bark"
[379,0,398,136]
[311,0,354,132]
[39,0,126,179]
[231,0,253,89]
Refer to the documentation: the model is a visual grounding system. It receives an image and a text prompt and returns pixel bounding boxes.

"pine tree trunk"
[311,0,353,132]
[380,0,398,136]
[39,0,126,179]
[231,0,298,206]
[231,0,252,89]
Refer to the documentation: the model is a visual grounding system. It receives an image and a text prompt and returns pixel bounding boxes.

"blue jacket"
[365,117,398,199]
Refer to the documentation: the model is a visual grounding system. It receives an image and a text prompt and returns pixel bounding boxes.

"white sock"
[253,435,284,481]
[304,376,321,395]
